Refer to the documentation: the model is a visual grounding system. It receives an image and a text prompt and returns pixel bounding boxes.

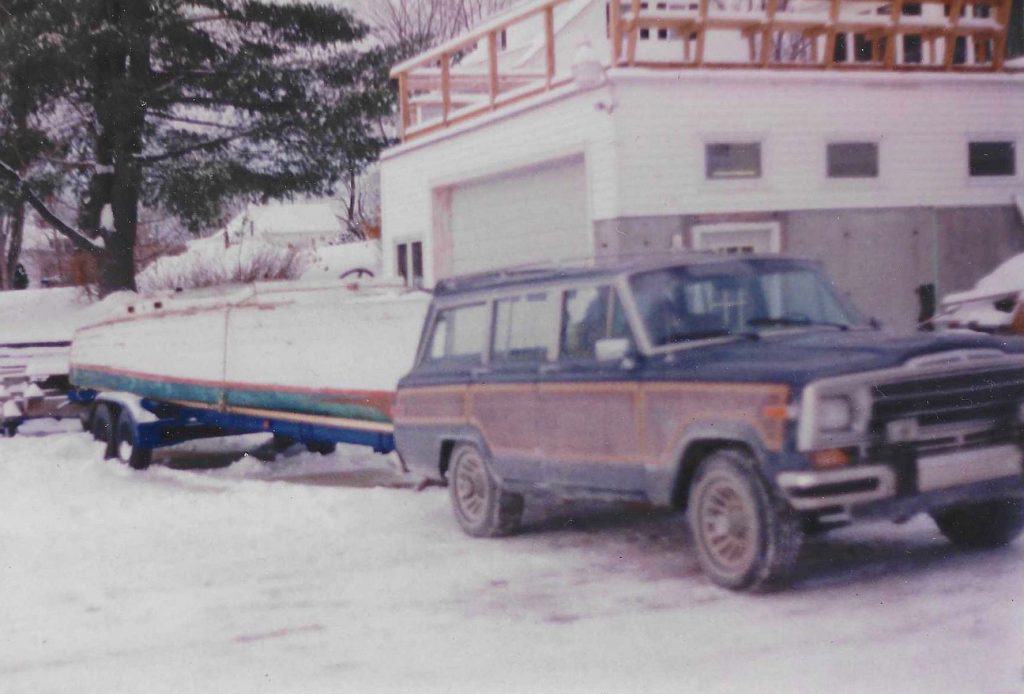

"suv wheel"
[931,499,1024,549]
[448,443,524,538]
[688,449,803,591]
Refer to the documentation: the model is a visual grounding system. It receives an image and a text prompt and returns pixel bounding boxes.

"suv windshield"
[629,259,862,348]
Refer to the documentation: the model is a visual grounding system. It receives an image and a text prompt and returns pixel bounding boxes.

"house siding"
[608,72,1024,218]
[380,87,615,287]
[381,69,1024,328]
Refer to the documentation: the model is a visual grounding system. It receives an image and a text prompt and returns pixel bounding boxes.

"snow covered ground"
[2,423,1022,694]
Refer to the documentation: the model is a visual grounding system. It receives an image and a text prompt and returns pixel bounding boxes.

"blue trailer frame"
[76,388,396,468]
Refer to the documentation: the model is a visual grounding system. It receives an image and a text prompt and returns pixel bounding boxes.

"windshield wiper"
[747,317,850,331]
[661,329,760,345]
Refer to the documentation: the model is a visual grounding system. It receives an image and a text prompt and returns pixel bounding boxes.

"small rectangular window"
[411,241,424,286]
[705,143,762,180]
[854,33,874,62]
[833,32,848,63]
[423,303,489,367]
[827,142,879,179]
[969,141,1016,177]
[396,244,408,284]
[491,292,557,364]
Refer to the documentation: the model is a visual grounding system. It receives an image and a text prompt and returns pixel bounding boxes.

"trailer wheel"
[115,409,152,471]
[91,404,116,459]
[2,422,17,438]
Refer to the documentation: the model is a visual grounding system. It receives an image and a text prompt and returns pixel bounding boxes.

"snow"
[226,203,343,243]
[0,288,95,345]
[2,423,1022,693]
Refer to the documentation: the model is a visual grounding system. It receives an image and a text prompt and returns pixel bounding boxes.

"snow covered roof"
[226,203,343,241]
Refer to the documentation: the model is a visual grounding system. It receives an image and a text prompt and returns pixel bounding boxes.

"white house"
[380,0,1023,328]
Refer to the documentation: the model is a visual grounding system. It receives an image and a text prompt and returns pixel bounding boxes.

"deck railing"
[391,0,1016,142]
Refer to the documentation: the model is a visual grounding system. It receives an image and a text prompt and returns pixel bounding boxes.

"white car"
[0,288,93,436]
[932,253,1024,335]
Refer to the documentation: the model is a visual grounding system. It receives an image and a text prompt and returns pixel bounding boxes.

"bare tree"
[364,0,519,55]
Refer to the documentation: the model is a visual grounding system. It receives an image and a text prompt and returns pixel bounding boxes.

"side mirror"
[595,337,632,363]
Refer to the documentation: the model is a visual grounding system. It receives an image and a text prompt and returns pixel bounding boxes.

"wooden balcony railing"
[391,0,1016,143]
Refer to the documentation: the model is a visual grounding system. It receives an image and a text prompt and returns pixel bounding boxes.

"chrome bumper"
[777,444,1024,512]
[778,465,896,511]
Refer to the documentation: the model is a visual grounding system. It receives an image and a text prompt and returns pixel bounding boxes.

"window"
[827,142,879,179]
[833,33,848,63]
[561,286,633,361]
[854,34,875,62]
[396,241,423,287]
[969,141,1016,177]
[692,223,781,255]
[705,143,762,180]
[491,292,557,364]
[629,260,859,348]
[423,303,489,366]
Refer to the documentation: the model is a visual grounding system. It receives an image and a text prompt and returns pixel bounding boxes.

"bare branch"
[0,160,105,255]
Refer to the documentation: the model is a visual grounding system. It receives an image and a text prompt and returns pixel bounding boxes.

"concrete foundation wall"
[594,205,1024,330]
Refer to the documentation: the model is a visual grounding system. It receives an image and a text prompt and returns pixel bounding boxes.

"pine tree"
[0,0,394,294]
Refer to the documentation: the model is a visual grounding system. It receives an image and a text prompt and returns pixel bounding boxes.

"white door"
[447,156,591,275]
[692,222,781,255]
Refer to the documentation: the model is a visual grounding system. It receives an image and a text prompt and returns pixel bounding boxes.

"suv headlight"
[818,396,854,432]
[797,384,873,451]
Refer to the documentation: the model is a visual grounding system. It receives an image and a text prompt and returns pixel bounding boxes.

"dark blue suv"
[394,254,1024,590]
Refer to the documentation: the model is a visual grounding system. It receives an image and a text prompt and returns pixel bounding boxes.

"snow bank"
[137,239,308,293]
[1,427,1022,694]
[0,287,94,345]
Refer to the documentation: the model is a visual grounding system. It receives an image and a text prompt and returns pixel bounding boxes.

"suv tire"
[688,448,803,591]
[931,498,1024,549]
[448,443,524,538]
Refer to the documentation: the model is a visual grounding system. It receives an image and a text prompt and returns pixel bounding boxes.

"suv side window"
[491,291,557,364]
[423,303,490,367]
[561,286,634,361]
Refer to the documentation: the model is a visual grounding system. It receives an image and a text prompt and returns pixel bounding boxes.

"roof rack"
[433,249,721,295]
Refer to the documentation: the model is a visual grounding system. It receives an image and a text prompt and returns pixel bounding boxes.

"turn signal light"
[811,448,851,470]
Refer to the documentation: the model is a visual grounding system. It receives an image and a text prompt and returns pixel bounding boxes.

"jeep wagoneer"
[393,255,1024,590]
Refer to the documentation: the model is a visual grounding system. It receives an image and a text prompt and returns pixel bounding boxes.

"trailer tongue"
[70,281,431,468]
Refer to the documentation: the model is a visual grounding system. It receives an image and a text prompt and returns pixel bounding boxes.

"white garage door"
[448,156,591,275]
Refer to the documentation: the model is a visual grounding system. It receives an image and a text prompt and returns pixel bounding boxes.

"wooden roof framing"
[392,0,1018,143]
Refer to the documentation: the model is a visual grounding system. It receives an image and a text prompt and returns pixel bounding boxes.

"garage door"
[448,156,591,275]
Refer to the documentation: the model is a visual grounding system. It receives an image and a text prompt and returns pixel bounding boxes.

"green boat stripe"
[71,367,391,424]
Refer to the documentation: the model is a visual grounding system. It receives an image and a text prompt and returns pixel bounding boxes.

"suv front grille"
[871,366,1024,429]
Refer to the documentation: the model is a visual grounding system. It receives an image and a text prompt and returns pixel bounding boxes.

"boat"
[70,281,431,435]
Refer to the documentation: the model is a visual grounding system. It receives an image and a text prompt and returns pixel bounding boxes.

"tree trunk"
[99,165,140,294]
[5,200,25,289]
[0,213,8,288]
